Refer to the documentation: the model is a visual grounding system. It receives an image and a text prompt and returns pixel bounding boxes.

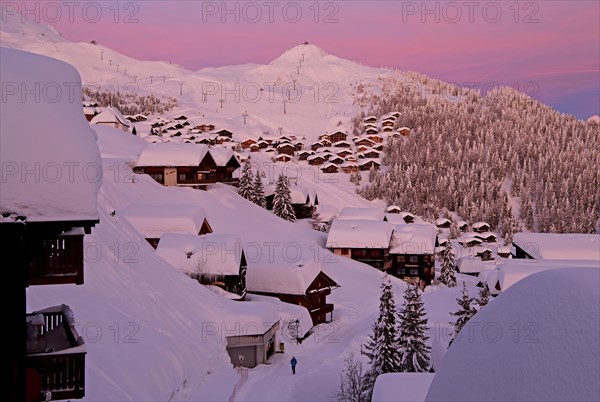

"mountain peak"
[270,43,328,65]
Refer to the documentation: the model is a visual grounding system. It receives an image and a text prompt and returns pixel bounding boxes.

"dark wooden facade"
[329,131,347,143]
[389,254,435,287]
[135,153,239,189]
[3,218,97,402]
[333,247,391,270]
[251,272,338,325]
[26,306,86,401]
[277,144,295,156]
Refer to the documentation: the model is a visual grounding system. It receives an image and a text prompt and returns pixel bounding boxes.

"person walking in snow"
[290,356,297,374]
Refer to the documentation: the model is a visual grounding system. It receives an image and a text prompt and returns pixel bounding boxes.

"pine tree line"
[353,73,599,234]
[83,87,178,116]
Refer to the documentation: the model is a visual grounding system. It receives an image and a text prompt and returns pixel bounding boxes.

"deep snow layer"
[427,268,600,402]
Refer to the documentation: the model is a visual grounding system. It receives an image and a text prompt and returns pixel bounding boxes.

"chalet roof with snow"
[327,220,394,249]
[384,214,407,225]
[497,258,600,292]
[472,221,491,230]
[512,232,600,260]
[289,185,317,206]
[136,143,212,167]
[1,48,101,222]
[389,224,437,255]
[90,106,130,127]
[338,207,385,221]
[247,257,336,295]
[209,148,239,168]
[456,256,487,274]
[435,217,452,226]
[120,204,211,239]
[156,233,244,276]
[358,158,381,166]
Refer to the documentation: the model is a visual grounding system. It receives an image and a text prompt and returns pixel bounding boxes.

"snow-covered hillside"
[0,9,393,141]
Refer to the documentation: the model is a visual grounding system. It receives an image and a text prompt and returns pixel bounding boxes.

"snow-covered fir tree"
[438,245,457,287]
[350,172,361,186]
[251,169,266,208]
[362,275,402,397]
[449,283,478,346]
[272,173,296,222]
[397,283,431,372]
[449,224,460,240]
[238,159,254,201]
[310,209,324,231]
[476,283,491,309]
[353,75,599,234]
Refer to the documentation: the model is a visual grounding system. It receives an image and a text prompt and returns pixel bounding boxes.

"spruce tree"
[449,283,477,346]
[361,275,402,397]
[238,159,253,201]
[476,283,491,309]
[310,209,323,231]
[272,173,296,222]
[438,245,457,287]
[397,283,431,372]
[251,169,266,208]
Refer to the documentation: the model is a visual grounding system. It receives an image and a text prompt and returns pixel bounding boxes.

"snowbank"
[373,373,434,402]
[0,47,101,221]
[426,268,600,401]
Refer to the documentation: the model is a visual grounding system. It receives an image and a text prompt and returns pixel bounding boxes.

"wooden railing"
[27,232,84,286]
[26,306,85,401]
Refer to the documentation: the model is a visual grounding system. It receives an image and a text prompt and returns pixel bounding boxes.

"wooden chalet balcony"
[26,305,85,401]
[310,303,334,324]
[27,230,84,286]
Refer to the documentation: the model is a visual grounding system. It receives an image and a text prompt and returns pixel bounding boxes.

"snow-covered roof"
[0,48,101,222]
[386,205,401,212]
[289,185,317,205]
[90,106,130,127]
[120,204,210,239]
[498,258,600,291]
[327,220,393,249]
[472,221,490,230]
[247,257,331,295]
[435,217,451,226]
[209,147,238,167]
[512,232,600,260]
[373,373,434,402]
[358,158,381,166]
[338,207,385,221]
[384,214,407,225]
[427,268,600,402]
[136,143,211,167]
[156,233,243,276]
[389,224,437,255]
[456,256,486,274]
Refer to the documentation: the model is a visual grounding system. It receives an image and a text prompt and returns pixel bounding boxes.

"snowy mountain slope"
[0,10,394,141]
[24,123,432,401]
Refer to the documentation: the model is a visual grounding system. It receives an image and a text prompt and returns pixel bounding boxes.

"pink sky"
[24,1,600,118]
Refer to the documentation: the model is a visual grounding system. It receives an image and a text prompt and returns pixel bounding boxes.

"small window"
[179,173,187,181]
[409,256,419,263]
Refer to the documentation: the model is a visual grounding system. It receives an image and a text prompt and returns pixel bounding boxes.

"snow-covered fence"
[228,367,249,402]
